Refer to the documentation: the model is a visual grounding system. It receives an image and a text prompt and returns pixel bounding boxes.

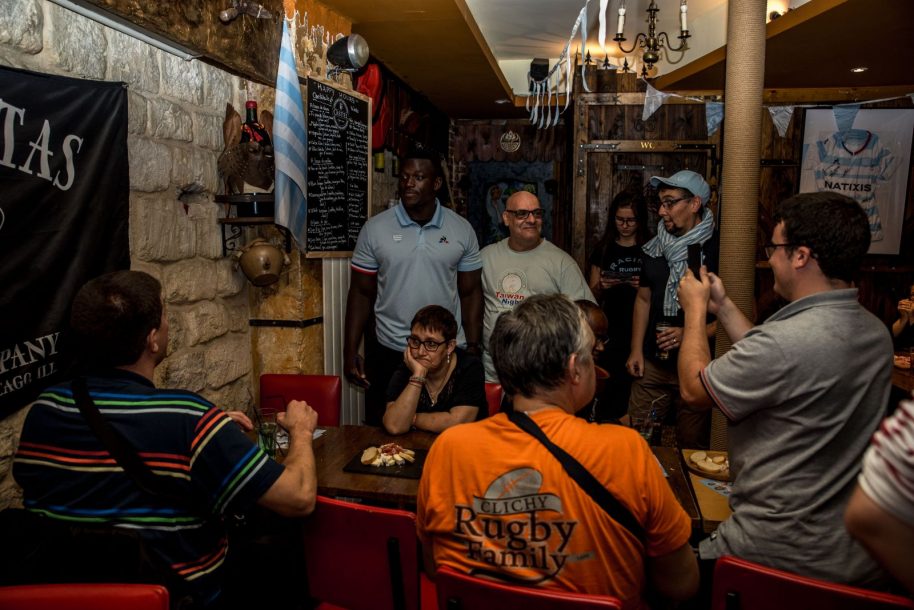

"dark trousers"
[363,338,403,426]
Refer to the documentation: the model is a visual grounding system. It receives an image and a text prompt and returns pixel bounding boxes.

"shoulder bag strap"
[507,409,645,545]
[71,377,186,505]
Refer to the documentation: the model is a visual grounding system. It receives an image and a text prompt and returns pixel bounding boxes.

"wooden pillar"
[710,0,767,450]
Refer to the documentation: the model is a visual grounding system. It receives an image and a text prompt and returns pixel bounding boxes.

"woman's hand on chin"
[404,347,429,377]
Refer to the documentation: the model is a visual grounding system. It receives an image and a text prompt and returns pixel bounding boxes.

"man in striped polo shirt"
[12,270,318,608]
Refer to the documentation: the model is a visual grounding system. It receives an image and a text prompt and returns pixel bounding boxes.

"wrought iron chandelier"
[613,0,691,78]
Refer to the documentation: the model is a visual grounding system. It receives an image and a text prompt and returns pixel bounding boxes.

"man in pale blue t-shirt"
[344,150,482,425]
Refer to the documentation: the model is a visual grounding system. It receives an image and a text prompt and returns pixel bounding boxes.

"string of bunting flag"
[642,82,914,137]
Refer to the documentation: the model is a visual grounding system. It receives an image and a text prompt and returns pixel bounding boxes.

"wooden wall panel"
[85,0,352,86]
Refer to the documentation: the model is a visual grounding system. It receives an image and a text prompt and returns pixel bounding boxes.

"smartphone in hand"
[687,244,702,280]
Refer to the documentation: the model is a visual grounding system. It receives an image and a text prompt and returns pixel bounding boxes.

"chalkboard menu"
[306,77,370,255]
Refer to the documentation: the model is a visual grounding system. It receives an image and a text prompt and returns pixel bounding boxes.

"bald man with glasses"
[480,191,595,381]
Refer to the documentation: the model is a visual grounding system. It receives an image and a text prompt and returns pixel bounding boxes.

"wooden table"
[679,449,734,535]
[892,366,914,395]
[313,425,437,508]
[652,446,702,538]
[312,426,704,535]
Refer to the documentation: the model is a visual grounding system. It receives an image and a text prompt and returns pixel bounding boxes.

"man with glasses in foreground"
[677,192,891,587]
[480,190,594,381]
[626,170,718,448]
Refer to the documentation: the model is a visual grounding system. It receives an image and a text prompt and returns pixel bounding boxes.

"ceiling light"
[614,0,691,78]
[850,66,869,73]
[49,0,200,60]
[494,99,513,105]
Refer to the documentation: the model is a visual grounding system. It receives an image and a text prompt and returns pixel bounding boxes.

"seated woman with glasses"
[383,305,487,434]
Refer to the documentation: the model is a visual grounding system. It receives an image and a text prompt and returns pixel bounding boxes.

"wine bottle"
[240,100,271,146]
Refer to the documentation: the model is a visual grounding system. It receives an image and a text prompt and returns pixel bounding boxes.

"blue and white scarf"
[642,211,715,316]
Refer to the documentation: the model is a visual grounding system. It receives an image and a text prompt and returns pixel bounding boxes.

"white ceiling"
[464,0,795,94]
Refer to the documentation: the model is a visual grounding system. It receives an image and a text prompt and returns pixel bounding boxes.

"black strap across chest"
[507,409,645,545]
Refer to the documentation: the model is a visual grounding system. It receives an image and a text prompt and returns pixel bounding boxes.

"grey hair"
[490,293,593,398]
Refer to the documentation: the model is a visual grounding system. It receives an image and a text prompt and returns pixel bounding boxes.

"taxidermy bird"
[217,103,275,195]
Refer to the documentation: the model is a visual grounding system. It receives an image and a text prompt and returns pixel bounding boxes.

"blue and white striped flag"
[274,19,308,250]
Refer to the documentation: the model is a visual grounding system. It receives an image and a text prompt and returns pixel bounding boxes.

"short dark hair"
[411,305,458,342]
[400,148,443,179]
[773,192,870,282]
[490,294,592,398]
[70,270,163,368]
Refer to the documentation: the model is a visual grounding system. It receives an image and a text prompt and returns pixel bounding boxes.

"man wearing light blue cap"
[625,170,718,448]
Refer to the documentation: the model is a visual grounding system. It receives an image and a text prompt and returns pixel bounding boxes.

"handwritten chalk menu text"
[306,78,369,253]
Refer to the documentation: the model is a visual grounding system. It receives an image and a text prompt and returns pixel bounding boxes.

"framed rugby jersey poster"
[800,108,914,255]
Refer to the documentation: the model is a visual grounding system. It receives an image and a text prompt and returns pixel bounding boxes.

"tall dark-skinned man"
[345,150,483,426]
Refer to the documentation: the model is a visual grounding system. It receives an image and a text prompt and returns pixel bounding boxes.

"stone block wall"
[0,0,259,507]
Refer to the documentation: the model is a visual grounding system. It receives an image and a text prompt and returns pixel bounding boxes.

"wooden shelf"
[218,217,277,225]
[217,217,290,256]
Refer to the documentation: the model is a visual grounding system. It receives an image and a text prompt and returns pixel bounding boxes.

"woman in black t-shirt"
[588,191,647,421]
[384,305,486,434]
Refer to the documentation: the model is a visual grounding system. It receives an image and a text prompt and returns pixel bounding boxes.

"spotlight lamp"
[327,34,370,78]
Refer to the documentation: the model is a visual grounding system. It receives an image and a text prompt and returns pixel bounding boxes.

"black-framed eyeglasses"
[406,336,449,352]
[505,208,545,220]
[764,242,797,258]
[594,335,610,347]
[658,196,690,210]
[615,216,637,226]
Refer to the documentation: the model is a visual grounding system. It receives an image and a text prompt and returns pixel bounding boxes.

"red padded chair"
[260,374,342,426]
[434,565,622,609]
[302,496,433,610]
[484,382,503,417]
[711,555,914,610]
[0,583,169,610]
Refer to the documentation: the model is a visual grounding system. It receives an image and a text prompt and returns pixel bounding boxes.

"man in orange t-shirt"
[417,294,698,609]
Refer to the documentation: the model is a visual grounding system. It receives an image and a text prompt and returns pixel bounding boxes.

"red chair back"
[0,584,169,610]
[260,374,341,426]
[302,496,421,610]
[711,555,914,610]
[435,566,622,609]
[484,382,503,417]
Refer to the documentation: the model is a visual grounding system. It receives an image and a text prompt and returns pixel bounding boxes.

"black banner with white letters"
[0,66,129,416]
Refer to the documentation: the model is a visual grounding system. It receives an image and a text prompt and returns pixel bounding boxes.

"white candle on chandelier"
[680,0,688,32]
[617,3,626,35]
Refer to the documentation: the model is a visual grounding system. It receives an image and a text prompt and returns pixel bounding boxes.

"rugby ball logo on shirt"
[453,467,576,582]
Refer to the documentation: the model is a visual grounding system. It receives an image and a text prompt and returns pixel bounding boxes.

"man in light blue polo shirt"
[344,150,483,425]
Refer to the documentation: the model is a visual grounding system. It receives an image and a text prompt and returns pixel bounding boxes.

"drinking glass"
[655,320,673,360]
[257,419,278,458]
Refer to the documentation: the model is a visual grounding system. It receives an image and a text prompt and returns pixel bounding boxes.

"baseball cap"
[649,170,710,206]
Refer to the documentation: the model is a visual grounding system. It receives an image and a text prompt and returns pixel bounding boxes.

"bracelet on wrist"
[409,375,427,384]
